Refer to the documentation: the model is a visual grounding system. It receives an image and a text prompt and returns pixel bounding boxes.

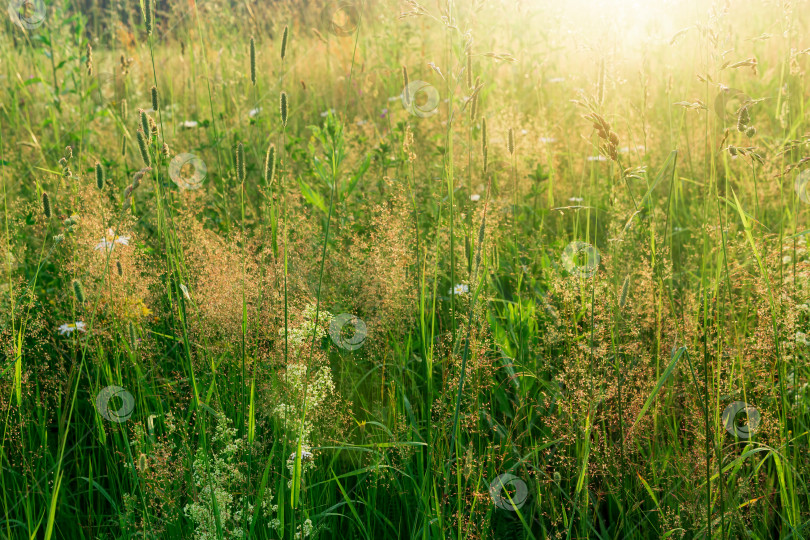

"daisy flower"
[95,228,130,251]
[58,321,87,336]
[449,284,469,295]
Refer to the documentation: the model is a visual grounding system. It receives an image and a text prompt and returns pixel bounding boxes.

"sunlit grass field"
[1,0,809,538]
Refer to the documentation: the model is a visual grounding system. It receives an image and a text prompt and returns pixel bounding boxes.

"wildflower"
[587,155,607,162]
[380,108,388,118]
[249,107,262,118]
[320,108,335,117]
[568,197,584,202]
[470,194,481,201]
[540,137,556,143]
[796,332,810,346]
[288,449,314,462]
[58,321,87,336]
[450,283,469,295]
[95,228,130,251]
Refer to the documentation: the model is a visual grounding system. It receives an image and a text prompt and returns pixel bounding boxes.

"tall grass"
[0,0,809,539]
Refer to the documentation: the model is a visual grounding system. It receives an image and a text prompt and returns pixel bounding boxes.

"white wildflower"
[58,321,87,336]
[95,228,130,251]
[449,283,469,295]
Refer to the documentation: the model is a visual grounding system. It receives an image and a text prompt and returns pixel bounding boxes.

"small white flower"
[320,108,335,117]
[783,255,792,264]
[182,120,199,128]
[288,449,313,461]
[356,119,367,126]
[450,283,469,295]
[587,155,607,162]
[249,107,262,117]
[95,228,130,251]
[540,137,556,143]
[58,321,87,336]
[568,197,584,202]
[470,194,481,201]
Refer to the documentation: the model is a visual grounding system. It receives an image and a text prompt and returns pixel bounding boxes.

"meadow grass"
[0,0,809,538]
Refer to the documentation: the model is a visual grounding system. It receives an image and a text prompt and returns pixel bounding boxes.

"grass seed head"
[72,279,85,303]
[151,85,159,111]
[95,162,104,190]
[737,105,750,132]
[137,129,151,167]
[85,43,93,76]
[264,144,277,185]
[41,191,51,218]
[281,25,289,61]
[235,142,246,182]
[507,128,515,155]
[144,0,153,35]
[250,37,257,85]
[139,109,150,141]
[280,91,288,127]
